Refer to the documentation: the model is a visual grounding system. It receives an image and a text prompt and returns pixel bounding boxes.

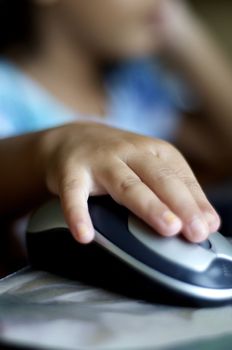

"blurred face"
[43,0,162,60]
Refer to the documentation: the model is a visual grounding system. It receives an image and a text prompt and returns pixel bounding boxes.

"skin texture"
[0,123,220,244]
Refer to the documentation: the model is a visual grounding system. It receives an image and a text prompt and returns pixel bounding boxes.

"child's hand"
[42,122,220,244]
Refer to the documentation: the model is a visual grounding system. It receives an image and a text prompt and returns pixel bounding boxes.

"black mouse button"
[198,239,211,250]
[209,233,232,261]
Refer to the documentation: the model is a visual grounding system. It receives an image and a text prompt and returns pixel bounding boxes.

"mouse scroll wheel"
[198,239,212,250]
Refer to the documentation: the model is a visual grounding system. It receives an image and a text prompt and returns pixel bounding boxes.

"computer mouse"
[26,195,232,307]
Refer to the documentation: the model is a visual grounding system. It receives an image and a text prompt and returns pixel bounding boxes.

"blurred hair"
[0,0,34,53]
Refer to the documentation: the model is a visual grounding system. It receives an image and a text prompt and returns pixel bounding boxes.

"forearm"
[0,131,50,218]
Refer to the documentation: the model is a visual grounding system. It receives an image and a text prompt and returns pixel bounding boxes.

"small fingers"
[97,159,183,237]
[165,150,221,233]
[59,169,94,244]
[178,174,221,234]
[128,152,219,242]
[57,143,220,245]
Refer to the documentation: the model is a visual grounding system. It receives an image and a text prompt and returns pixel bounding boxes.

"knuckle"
[62,178,80,193]
[182,177,202,192]
[61,176,89,198]
[174,169,201,192]
[157,141,181,160]
[118,175,141,194]
[156,167,175,182]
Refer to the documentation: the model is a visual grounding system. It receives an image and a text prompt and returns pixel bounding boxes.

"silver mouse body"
[27,196,232,306]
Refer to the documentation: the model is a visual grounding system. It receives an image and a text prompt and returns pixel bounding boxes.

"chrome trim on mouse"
[128,215,232,272]
[94,230,232,302]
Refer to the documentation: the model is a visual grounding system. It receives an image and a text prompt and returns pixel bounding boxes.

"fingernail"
[204,212,219,232]
[162,211,182,236]
[76,223,93,244]
[188,217,208,241]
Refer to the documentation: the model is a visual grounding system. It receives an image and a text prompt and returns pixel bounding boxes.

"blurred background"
[190,0,232,59]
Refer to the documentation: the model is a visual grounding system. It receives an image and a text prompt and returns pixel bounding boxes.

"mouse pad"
[0,267,232,350]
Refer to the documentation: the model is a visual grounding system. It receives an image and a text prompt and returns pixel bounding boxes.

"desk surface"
[1,268,232,350]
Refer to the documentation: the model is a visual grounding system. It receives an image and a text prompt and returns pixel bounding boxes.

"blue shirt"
[0,58,192,140]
